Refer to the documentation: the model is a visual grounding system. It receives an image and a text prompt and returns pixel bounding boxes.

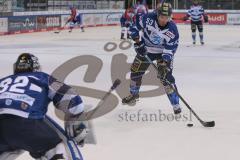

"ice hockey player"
[183,0,208,45]
[120,8,135,40]
[122,3,182,115]
[133,0,148,16]
[67,6,85,33]
[0,53,88,160]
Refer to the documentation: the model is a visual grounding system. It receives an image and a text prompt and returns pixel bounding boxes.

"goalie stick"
[67,79,121,121]
[44,79,121,159]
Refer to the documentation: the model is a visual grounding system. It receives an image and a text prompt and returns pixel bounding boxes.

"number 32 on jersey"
[0,76,34,94]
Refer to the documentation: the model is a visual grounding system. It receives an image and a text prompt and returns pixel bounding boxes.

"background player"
[183,0,208,45]
[122,3,182,114]
[134,0,148,16]
[67,6,85,33]
[120,8,135,40]
[0,53,88,160]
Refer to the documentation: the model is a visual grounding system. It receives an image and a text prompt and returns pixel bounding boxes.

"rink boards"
[0,9,240,36]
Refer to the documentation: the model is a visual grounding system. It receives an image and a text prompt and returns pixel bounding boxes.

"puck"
[187,123,193,127]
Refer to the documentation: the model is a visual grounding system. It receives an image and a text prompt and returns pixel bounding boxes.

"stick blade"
[202,121,215,127]
[111,79,121,90]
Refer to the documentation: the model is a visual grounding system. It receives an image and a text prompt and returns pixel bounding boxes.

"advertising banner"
[208,13,227,25]
[0,18,8,33]
[109,1,124,9]
[8,16,36,33]
[82,14,102,26]
[61,15,69,27]
[172,13,187,24]
[172,13,227,25]
[104,13,122,25]
[37,15,61,30]
[24,0,48,11]
[82,13,121,27]
[227,14,240,25]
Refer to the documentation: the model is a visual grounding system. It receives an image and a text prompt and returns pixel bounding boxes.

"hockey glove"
[65,121,89,147]
[204,15,209,23]
[134,41,147,57]
[183,16,189,21]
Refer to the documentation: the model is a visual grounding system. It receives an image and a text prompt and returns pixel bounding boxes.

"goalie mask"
[14,53,41,74]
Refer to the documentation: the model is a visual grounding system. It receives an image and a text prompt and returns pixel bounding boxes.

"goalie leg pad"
[37,142,66,160]
[44,116,83,160]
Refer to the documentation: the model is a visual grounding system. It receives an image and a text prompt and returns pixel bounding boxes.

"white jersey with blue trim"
[130,12,179,57]
[0,72,84,119]
[187,5,205,22]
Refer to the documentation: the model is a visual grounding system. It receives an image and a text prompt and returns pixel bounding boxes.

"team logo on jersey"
[165,31,175,39]
[150,31,162,45]
[5,99,12,106]
[21,102,29,110]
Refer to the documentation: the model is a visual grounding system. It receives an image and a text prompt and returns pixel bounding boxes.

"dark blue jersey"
[0,72,84,119]
[130,12,179,61]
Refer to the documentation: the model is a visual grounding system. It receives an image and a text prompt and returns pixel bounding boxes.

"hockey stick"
[73,79,121,121]
[87,79,121,119]
[44,79,121,159]
[54,21,68,34]
[144,55,215,127]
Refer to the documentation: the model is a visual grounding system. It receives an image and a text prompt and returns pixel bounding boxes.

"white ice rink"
[0,24,240,160]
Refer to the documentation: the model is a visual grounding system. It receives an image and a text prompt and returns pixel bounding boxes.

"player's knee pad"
[197,24,203,32]
[191,24,197,32]
[130,56,149,73]
[130,57,149,82]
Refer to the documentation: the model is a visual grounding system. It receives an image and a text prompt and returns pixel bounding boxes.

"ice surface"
[0,24,240,160]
